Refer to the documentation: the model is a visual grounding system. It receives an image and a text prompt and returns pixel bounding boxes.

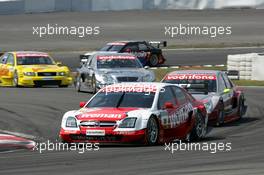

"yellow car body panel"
[0,51,72,87]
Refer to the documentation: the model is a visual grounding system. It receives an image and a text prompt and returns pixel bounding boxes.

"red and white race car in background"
[162,70,247,126]
[59,83,208,145]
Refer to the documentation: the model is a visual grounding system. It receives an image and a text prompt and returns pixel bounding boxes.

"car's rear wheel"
[238,97,245,119]
[216,102,225,126]
[189,112,206,141]
[146,116,159,145]
[149,54,159,67]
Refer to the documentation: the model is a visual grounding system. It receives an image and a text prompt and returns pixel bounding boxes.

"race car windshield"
[100,45,124,52]
[87,92,155,108]
[164,79,217,93]
[17,56,54,65]
[97,59,142,68]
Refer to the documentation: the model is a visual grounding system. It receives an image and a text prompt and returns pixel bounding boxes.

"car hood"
[17,65,66,72]
[76,107,142,121]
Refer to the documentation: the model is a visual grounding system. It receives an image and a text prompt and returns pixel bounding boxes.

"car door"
[157,86,181,139]
[218,73,233,115]
[221,72,235,114]
[171,86,194,139]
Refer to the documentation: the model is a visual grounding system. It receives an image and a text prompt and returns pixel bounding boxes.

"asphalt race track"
[1,10,264,175]
[0,87,264,175]
[51,47,264,70]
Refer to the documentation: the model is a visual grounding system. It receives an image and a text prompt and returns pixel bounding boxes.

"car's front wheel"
[13,71,19,87]
[146,116,159,145]
[75,76,82,92]
[91,75,97,94]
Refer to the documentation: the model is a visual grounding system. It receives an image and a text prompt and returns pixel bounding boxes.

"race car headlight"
[23,72,36,76]
[204,100,213,113]
[143,74,151,81]
[118,118,137,128]
[57,72,67,76]
[96,74,115,84]
[143,72,155,82]
[66,117,78,128]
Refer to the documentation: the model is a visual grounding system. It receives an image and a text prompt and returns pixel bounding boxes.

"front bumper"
[59,128,146,144]
[18,76,72,86]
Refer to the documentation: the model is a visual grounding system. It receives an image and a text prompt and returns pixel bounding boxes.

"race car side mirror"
[56,61,62,66]
[144,66,149,69]
[223,88,231,94]
[79,101,86,108]
[164,102,174,109]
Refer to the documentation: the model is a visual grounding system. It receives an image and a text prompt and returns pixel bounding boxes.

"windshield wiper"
[116,92,125,108]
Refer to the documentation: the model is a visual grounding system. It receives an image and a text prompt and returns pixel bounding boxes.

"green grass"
[152,66,264,86]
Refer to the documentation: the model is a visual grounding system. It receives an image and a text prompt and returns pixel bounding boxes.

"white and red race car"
[59,83,208,145]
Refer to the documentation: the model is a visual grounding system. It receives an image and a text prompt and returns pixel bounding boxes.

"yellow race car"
[0,51,72,87]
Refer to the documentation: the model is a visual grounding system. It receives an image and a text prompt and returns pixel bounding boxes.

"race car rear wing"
[148,41,167,48]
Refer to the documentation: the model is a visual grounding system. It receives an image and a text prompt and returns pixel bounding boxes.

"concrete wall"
[24,0,55,13]
[1,0,264,15]
[0,0,24,15]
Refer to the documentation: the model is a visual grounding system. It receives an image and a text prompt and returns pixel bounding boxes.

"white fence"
[227,53,264,80]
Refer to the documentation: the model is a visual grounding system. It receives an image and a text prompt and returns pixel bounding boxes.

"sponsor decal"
[102,84,162,93]
[78,113,123,119]
[97,55,136,60]
[16,53,49,57]
[86,130,105,136]
[162,103,193,128]
[166,74,216,80]
[131,51,148,58]
[107,42,126,46]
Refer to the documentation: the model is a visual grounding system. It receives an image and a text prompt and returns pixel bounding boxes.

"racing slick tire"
[13,71,20,87]
[216,102,225,126]
[238,97,246,119]
[145,116,159,145]
[91,75,97,94]
[75,75,82,92]
[149,54,159,67]
[189,111,206,141]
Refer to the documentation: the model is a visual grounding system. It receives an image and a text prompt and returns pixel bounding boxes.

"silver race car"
[75,52,155,93]
[162,70,247,126]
